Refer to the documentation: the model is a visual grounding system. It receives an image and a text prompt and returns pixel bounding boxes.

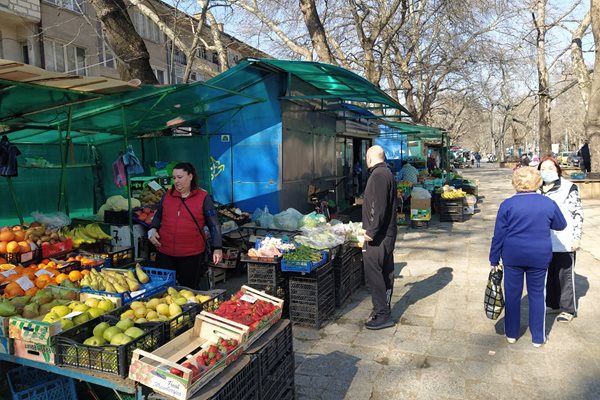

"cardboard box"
[13,339,55,364]
[410,209,432,221]
[0,336,13,355]
[9,315,62,345]
[129,312,249,400]
[410,198,431,211]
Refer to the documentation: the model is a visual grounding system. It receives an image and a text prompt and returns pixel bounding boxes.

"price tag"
[131,289,146,298]
[0,269,17,278]
[148,181,162,191]
[20,252,33,262]
[35,269,54,277]
[15,276,35,291]
[62,311,83,320]
[240,294,257,304]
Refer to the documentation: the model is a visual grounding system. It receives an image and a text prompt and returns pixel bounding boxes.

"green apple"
[97,300,115,312]
[103,326,123,342]
[93,321,111,338]
[124,327,145,339]
[83,336,107,346]
[110,333,133,346]
[115,319,134,332]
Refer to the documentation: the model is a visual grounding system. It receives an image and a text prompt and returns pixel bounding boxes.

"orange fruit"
[47,261,57,268]
[41,259,50,264]
[0,242,7,254]
[75,255,83,261]
[12,265,24,274]
[55,273,69,284]
[34,274,51,289]
[0,257,6,264]
[13,230,25,242]
[5,241,19,253]
[18,241,31,253]
[45,268,58,276]
[25,287,38,296]
[68,270,82,282]
[81,270,91,276]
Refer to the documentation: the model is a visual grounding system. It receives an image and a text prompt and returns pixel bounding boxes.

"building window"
[132,11,165,43]
[196,45,206,60]
[173,47,187,66]
[20,42,29,64]
[44,39,87,75]
[212,52,219,66]
[189,72,197,82]
[98,28,115,69]
[0,33,4,59]
[152,67,167,84]
[45,0,85,13]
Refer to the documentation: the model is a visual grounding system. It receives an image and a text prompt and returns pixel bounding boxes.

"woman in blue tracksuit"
[489,167,567,347]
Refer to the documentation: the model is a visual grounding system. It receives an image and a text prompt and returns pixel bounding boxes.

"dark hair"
[172,162,199,191]
[537,157,562,176]
[401,160,408,166]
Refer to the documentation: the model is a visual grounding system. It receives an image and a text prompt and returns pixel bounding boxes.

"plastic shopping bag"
[484,268,504,320]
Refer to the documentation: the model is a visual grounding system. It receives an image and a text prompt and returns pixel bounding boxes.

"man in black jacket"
[362,145,397,330]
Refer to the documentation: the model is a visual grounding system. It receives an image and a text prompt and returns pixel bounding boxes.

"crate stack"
[439,198,465,222]
[288,261,335,329]
[333,246,355,307]
[244,258,289,318]
[245,320,295,400]
[7,366,78,400]
[349,247,364,292]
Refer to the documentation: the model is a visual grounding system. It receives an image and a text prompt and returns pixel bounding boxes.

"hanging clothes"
[123,145,144,175]
[113,153,127,188]
[0,135,22,177]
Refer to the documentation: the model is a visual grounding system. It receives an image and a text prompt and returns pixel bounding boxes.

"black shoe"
[365,316,395,330]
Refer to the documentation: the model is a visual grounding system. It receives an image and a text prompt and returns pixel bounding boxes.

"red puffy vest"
[158,188,208,257]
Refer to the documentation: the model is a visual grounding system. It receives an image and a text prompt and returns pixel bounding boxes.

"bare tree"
[585,0,600,171]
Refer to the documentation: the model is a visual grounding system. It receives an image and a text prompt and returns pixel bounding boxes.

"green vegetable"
[283,245,322,262]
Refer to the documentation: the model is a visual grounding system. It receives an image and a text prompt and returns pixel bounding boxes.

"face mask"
[541,171,559,183]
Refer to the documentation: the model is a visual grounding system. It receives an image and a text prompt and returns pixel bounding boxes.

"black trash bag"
[484,269,504,320]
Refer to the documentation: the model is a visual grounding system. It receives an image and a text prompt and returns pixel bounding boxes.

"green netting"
[1,80,263,144]
[208,59,410,114]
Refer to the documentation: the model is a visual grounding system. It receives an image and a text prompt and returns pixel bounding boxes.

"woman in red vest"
[148,163,223,289]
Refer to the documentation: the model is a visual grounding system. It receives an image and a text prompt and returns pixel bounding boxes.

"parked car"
[568,152,581,167]
[557,152,576,166]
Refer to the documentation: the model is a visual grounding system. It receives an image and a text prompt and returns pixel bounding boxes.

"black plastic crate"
[55,314,164,377]
[7,366,78,400]
[335,272,353,307]
[104,210,130,224]
[246,320,293,380]
[207,355,258,400]
[137,236,157,261]
[350,252,364,291]
[248,282,289,319]
[289,262,335,328]
[277,384,296,400]
[261,352,295,400]
[440,213,465,222]
[247,262,286,293]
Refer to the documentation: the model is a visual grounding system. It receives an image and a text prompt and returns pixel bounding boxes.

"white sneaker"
[532,342,544,348]
[506,337,517,344]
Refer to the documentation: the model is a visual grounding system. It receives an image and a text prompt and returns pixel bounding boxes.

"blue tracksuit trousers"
[504,265,548,344]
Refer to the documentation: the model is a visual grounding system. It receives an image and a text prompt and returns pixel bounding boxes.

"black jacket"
[362,162,397,243]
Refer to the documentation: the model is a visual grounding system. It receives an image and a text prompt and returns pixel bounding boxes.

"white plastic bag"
[31,211,71,229]
[274,208,303,230]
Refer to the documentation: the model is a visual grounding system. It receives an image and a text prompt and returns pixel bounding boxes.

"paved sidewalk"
[293,164,600,400]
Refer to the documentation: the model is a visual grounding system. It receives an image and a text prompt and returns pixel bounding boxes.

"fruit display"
[133,207,157,226]
[167,337,240,380]
[282,245,322,263]
[440,187,467,199]
[62,224,112,248]
[79,264,149,293]
[137,187,165,207]
[0,263,77,298]
[82,318,146,347]
[211,287,282,337]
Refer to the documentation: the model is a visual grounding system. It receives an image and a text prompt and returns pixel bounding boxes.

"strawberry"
[169,367,183,377]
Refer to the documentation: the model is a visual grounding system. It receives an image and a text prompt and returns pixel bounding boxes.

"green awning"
[208,58,411,115]
[382,121,445,140]
[1,79,264,144]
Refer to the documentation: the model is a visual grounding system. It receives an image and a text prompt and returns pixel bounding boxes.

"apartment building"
[0,0,268,83]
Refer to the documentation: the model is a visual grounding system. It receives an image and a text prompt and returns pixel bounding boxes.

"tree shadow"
[391,267,454,322]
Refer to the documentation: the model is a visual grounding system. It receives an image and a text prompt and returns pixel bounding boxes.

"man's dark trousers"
[363,235,395,319]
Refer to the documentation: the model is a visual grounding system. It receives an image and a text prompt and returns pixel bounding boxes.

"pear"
[126,278,141,292]
[168,303,182,318]
[87,308,104,319]
[174,297,188,306]
[93,321,111,338]
[156,304,169,316]
[0,300,17,317]
[113,282,128,293]
[167,287,178,296]
[136,265,150,284]
[115,319,134,331]
[178,289,195,299]
[130,301,145,310]
[60,318,74,330]
[145,310,158,321]
[51,305,71,317]
[84,298,100,308]
[73,312,91,326]
[126,270,138,282]
[97,299,115,312]
[10,295,32,309]
[120,309,135,320]
[124,327,145,339]
[104,281,116,293]
[134,306,147,319]
[22,303,39,319]
[145,298,160,311]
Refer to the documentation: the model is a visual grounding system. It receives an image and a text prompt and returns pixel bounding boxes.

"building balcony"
[0,0,41,22]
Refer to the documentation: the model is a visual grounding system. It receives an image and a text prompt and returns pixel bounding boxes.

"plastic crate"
[281,251,328,273]
[333,253,354,308]
[104,210,129,224]
[289,262,335,329]
[247,262,286,293]
[104,246,135,268]
[207,355,259,400]
[260,352,295,400]
[80,267,175,306]
[1,248,40,265]
[440,214,465,222]
[55,314,164,377]
[350,252,364,292]
[7,366,78,400]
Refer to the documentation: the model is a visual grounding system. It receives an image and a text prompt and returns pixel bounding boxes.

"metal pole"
[7,177,23,224]
[122,106,135,252]
[64,106,73,216]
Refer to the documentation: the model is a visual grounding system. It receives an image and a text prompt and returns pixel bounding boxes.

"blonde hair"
[512,167,542,192]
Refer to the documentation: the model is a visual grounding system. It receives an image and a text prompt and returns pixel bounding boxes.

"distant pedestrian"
[538,158,583,323]
[362,145,397,330]
[427,154,437,174]
[398,161,419,183]
[578,142,591,173]
[489,167,566,347]
[520,154,530,167]
[475,153,482,168]
[354,160,363,193]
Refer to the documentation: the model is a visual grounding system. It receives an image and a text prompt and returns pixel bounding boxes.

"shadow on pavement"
[391,267,454,322]
[294,350,360,399]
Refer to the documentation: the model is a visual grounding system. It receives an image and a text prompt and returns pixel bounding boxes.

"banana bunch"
[63,223,113,248]
[441,189,467,199]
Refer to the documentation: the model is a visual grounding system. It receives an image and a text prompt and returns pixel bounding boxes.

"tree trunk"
[534,2,552,157]
[586,0,600,172]
[299,0,335,64]
[207,11,229,72]
[571,11,592,109]
[89,0,158,83]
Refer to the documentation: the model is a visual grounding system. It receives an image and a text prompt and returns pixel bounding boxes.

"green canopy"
[1,79,264,144]
[208,58,411,115]
[382,121,445,140]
